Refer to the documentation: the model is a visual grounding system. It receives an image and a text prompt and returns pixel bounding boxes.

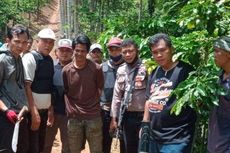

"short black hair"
[72,34,91,51]
[7,24,29,40]
[121,39,139,50]
[148,33,172,49]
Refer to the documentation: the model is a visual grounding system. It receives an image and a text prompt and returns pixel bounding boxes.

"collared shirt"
[0,50,28,111]
[110,59,147,118]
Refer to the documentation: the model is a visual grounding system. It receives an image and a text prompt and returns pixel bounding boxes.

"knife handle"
[17,106,28,121]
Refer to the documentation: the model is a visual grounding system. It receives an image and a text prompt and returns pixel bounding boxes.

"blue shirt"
[53,63,66,115]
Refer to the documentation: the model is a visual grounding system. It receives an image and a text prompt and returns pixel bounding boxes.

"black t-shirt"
[146,61,196,144]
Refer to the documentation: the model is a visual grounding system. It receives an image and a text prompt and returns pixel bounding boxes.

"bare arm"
[0,100,8,112]
[24,81,41,131]
[142,100,150,122]
[47,105,54,127]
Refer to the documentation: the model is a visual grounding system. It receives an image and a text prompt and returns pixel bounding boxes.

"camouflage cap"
[214,35,230,52]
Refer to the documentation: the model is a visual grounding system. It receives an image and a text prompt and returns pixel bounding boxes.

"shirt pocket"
[134,75,146,89]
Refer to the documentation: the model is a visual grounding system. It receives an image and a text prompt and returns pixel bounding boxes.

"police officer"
[110,39,148,153]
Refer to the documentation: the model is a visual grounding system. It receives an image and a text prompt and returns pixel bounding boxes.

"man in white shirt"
[22,28,56,153]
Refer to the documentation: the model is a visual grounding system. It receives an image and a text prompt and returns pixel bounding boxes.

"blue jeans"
[68,117,102,153]
[149,138,192,153]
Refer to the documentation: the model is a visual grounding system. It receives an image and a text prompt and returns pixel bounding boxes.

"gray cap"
[214,35,230,52]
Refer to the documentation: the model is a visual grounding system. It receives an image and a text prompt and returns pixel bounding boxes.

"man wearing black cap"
[207,35,230,153]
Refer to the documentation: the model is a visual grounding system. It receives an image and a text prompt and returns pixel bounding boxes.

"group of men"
[0,23,229,153]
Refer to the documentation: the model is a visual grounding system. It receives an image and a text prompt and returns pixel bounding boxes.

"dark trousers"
[43,113,70,153]
[122,111,143,153]
[0,113,29,153]
[27,110,48,153]
[101,109,125,153]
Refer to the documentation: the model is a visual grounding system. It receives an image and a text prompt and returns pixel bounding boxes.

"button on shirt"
[111,59,147,118]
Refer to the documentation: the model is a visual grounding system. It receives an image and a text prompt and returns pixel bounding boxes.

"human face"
[7,33,28,57]
[27,39,33,51]
[89,49,103,64]
[56,47,73,65]
[73,44,88,63]
[150,39,173,69]
[37,38,55,56]
[214,47,230,68]
[121,45,137,64]
[108,46,122,57]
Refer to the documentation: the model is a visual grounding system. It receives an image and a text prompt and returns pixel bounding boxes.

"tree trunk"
[138,0,143,22]
[73,0,79,36]
[148,0,154,16]
[90,0,97,32]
